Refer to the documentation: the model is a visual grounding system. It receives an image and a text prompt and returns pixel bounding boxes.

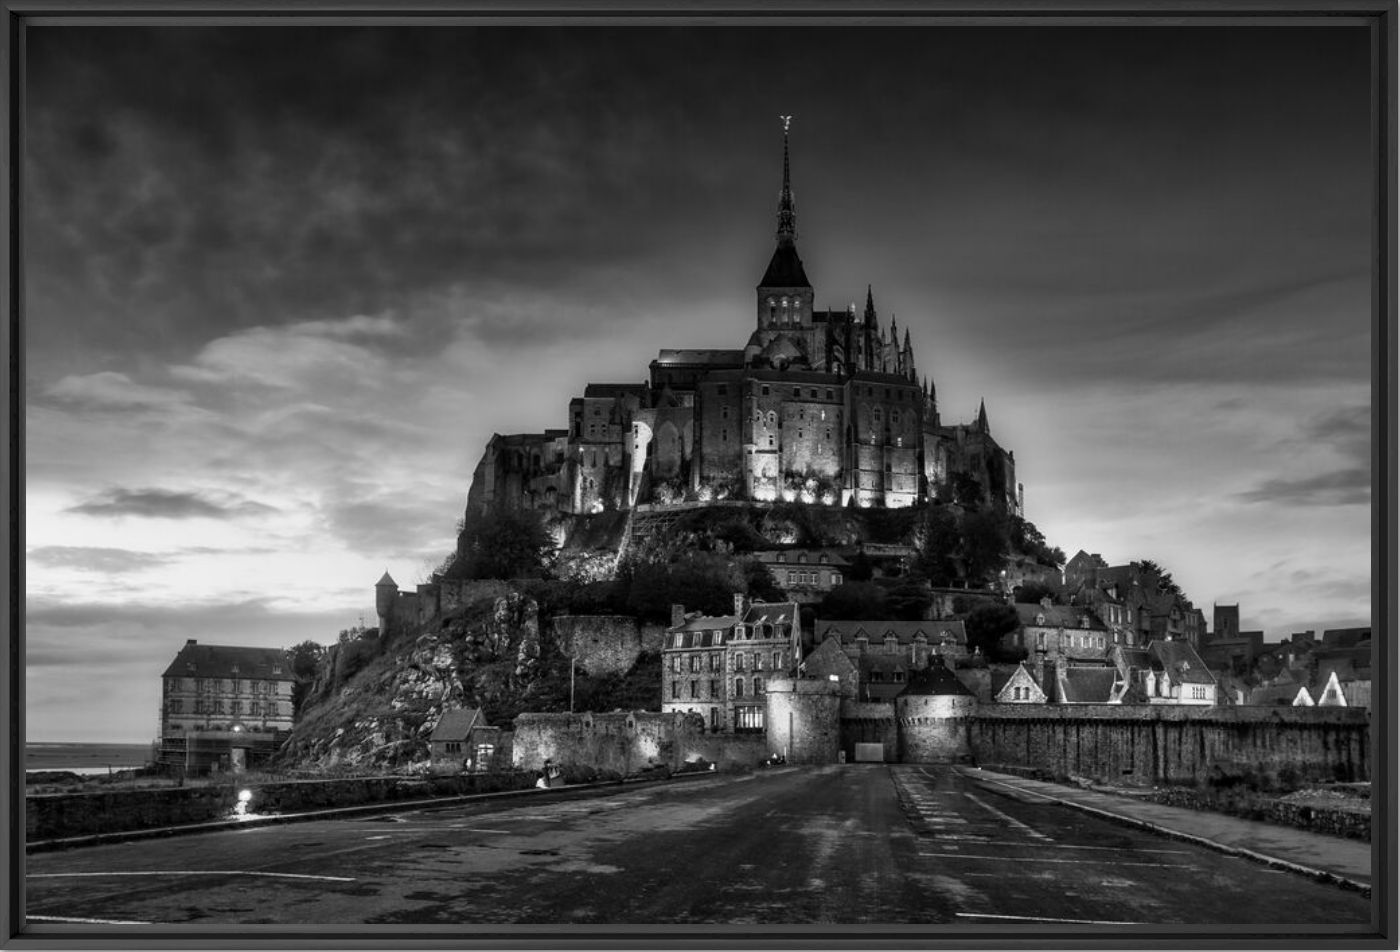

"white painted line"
[956,912,1142,925]
[963,791,1052,842]
[1042,845,1189,855]
[365,835,391,841]
[29,915,152,925]
[919,852,1188,868]
[30,870,356,883]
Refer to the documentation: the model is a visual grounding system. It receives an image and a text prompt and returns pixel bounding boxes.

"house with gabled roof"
[1005,598,1112,666]
[992,663,1046,704]
[429,707,503,772]
[1142,639,1217,705]
[796,636,858,698]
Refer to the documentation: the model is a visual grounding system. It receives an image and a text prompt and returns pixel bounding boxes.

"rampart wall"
[839,701,898,763]
[967,705,1370,787]
[512,711,770,775]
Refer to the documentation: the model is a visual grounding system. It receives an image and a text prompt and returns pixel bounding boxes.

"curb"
[26,771,720,854]
[959,768,1372,898]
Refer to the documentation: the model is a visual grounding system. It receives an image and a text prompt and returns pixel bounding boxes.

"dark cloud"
[1236,468,1371,507]
[27,546,172,573]
[65,488,278,520]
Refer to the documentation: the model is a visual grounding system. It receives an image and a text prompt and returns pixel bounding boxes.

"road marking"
[963,791,1052,842]
[919,852,1188,868]
[956,912,1143,925]
[1042,845,1188,855]
[365,835,391,841]
[29,915,152,925]
[29,868,355,884]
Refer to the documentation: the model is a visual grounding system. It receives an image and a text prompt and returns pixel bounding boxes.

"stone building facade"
[660,596,801,734]
[466,123,1019,520]
[158,640,296,773]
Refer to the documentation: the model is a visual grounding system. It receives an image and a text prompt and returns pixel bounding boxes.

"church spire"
[976,399,989,433]
[776,115,796,244]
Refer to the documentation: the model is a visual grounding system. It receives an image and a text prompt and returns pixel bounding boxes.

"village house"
[429,707,504,772]
[158,640,296,774]
[1007,599,1112,666]
[752,548,849,604]
[992,663,1047,704]
[815,618,968,666]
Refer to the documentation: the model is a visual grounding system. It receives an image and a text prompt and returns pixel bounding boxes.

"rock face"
[280,588,544,772]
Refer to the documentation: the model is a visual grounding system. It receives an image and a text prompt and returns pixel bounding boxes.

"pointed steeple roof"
[976,399,989,433]
[863,285,876,324]
[377,570,397,587]
[759,116,811,289]
[903,328,912,349]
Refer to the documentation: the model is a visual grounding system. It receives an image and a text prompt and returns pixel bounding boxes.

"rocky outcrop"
[280,588,544,772]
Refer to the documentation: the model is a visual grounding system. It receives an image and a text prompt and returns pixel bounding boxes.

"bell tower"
[757,116,814,331]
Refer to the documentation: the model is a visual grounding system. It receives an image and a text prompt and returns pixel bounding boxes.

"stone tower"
[755,117,814,335]
[375,571,398,636]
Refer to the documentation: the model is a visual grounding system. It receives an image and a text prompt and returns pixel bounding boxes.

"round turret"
[374,571,398,621]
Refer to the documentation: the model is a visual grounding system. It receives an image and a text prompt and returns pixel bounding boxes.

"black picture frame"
[3,2,1395,949]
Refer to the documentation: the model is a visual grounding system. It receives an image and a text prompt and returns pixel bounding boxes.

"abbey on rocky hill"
[467,121,1021,517]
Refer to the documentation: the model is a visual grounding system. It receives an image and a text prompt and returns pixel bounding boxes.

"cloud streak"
[65,488,278,520]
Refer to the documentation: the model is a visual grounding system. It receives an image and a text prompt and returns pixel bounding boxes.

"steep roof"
[816,620,966,646]
[1013,603,1106,631]
[759,242,812,288]
[743,601,799,628]
[583,383,648,399]
[755,549,851,568]
[1148,639,1216,685]
[1058,667,1118,703]
[899,664,976,697]
[161,641,293,681]
[430,707,483,742]
[652,349,746,366]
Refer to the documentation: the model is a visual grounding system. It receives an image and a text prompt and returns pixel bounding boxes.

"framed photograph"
[5,2,1395,948]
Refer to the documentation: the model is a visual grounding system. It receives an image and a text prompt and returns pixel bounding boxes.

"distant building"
[158,640,295,773]
[753,548,848,603]
[814,618,968,667]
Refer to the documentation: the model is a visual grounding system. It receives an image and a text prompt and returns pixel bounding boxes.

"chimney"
[670,604,685,629]
[733,593,746,618]
[186,639,197,646]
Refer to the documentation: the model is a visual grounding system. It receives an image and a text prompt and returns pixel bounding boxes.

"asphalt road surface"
[26,765,1372,928]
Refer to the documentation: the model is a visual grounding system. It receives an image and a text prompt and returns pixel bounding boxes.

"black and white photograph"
[9,9,1393,945]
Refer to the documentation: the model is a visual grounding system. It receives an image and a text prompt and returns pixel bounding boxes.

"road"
[26,765,1372,927]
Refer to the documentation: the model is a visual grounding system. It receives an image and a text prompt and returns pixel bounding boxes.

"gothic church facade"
[466,125,1019,518]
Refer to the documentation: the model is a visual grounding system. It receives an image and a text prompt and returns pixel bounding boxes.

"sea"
[26,742,153,776]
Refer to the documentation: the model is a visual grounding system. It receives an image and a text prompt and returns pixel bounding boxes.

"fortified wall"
[760,683,1370,787]
[512,711,768,775]
[968,705,1370,787]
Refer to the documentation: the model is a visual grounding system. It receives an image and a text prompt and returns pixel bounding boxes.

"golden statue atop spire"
[780,114,792,132]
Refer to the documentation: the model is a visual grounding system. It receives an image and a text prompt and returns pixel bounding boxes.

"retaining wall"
[511,711,769,774]
[839,701,898,763]
[26,771,538,841]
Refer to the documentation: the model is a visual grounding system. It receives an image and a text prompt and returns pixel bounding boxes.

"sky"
[22,25,1376,742]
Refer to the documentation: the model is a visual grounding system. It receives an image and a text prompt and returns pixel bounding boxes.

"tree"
[1132,559,1183,598]
[916,505,960,585]
[961,509,1009,584]
[1012,580,1058,605]
[453,508,556,580]
[623,552,739,623]
[741,559,787,604]
[817,581,888,621]
[949,472,984,509]
[884,577,933,621]
[846,549,875,582]
[284,640,325,719]
[963,602,1021,658]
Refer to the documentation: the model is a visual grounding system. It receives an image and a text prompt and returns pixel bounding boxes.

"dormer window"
[1036,613,1046,626]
